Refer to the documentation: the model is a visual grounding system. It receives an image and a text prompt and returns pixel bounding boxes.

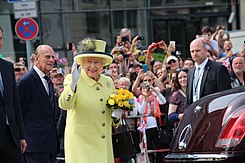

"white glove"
[112,109,124,119]
[70,61,82,92]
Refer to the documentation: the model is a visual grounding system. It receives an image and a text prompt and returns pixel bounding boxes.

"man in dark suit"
[17,45,58,163]
[186,38,231,107]
[0,26,26,163]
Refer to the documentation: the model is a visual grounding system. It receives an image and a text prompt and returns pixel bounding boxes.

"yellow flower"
[128,92,134,99]
[117,93,124,101]
[107,89,135,111]
[110,94,117,99]
[118,101,123,107]
[108,99,115,105]
[123,101,130,108]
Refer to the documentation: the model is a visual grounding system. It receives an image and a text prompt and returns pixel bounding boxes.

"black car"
[164,86,245,162]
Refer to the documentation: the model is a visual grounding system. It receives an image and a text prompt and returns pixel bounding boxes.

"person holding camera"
[137,80,166,163]
[111,28,132,61]
[132,69,164,97]
[201,25,220,59]
[111,28,144,64]
[14,62,28,82]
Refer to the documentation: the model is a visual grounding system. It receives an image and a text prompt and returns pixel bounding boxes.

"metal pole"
[26,40,32,69]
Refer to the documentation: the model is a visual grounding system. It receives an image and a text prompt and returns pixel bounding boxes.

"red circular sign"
[15,18,39,41]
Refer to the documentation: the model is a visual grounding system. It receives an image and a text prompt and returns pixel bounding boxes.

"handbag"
[156,115,173,148]
[112,118,141,158]
[157,127,173,148]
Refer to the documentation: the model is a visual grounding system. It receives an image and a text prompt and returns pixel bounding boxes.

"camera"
[153,42,161,48]
[146,83,150,91]
[14,68,21,72]
[138,51,144,55]
[122,54,129,59]
[121,36,129,42]
[137,36,144,40]
[176,51,181,57]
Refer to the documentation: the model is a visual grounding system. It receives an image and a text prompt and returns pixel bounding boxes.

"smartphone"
[137,36,144,40]
[169,41,176,47]
[67,42,73,50]
[221,30,228,35]
[142,64,148,73]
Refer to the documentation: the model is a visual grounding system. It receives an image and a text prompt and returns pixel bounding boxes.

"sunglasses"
[14,67,25,72]
[143,79,152,82]
[168,60,176,64]
[176,68,188,73]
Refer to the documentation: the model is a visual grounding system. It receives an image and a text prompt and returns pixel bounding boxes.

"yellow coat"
[59,69,116,163]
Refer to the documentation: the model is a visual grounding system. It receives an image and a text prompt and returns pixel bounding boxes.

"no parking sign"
[15,17,39,41]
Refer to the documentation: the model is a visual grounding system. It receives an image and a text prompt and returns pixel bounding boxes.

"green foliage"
[152,52,165,62]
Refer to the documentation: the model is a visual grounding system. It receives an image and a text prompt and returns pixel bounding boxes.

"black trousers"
[24,152,56,163]
[145,127,164,163]
[0,125,24,163]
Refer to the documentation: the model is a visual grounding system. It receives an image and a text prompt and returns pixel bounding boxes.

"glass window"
[86,12,100,34]
[74,0,109,10]
[111,0,144,9]
[40,0,62,12]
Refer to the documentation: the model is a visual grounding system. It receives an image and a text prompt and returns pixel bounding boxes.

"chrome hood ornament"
[178,124,193,150]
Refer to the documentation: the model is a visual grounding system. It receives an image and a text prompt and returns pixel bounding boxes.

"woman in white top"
[137,80,166,163]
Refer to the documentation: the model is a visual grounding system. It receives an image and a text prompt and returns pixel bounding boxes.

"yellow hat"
[74,39,113,66]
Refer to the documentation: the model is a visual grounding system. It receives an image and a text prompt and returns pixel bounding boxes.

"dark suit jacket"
[17,68,58,153]
[0,59,24,148]
[186,59,231,107]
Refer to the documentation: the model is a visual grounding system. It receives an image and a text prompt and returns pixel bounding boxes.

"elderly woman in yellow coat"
[59,38,122,163]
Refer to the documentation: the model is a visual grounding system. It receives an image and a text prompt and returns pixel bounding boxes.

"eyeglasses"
[143,79,152,82]
[14,67,25,72]
[168,60,176,64]
[109,66,118,69]
[176,68,188,73]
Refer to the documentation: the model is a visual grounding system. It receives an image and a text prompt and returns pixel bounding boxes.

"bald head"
[35,45,53,56]
[190,38,208,65]
[34,45,56,74]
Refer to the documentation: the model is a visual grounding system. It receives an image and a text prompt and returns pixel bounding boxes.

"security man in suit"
[17,45,58,163]
[186,38,231,107]
[0,26,26,163]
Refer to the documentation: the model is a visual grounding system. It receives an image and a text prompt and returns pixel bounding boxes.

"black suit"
[0,59,25,163]
[17,68,58,163]
[186,59,231,107]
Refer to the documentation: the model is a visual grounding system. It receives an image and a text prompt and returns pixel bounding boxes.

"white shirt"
[193,58,209,102]
[33,65,49,94]
[137,92,166,129]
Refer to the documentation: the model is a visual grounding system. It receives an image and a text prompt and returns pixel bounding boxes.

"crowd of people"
[0,24,244,163]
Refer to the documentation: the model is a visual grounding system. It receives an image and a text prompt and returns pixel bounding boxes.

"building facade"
[0,0,243,64]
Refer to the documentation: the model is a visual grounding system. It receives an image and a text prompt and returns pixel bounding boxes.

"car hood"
[170,86,245,153]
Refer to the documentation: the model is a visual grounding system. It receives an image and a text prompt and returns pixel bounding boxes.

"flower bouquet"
[107,89,135,118]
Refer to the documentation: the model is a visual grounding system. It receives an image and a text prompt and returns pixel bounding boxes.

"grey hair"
[118,77,131,85]
[120,28,131,36]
